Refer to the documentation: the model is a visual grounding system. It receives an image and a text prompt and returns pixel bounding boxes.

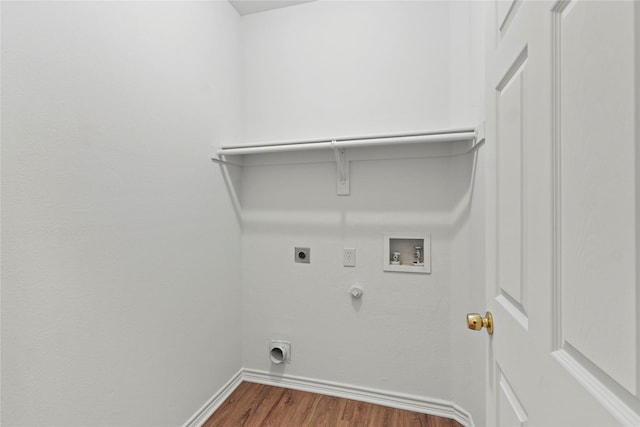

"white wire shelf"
[211,126,482,196]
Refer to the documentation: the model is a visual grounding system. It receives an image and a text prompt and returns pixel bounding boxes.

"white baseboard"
[242,369,474,427]
[183,368,474,427]
[181,368,243,427]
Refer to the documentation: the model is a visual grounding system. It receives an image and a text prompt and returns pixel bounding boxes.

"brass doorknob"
[467,312,494,335]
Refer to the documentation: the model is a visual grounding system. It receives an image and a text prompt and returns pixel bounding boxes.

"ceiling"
[228,0,316,16]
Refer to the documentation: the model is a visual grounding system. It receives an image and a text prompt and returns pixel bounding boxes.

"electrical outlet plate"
[295,247,310,263]
[343,248,356,267]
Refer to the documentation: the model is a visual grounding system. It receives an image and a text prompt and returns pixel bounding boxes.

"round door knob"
[467,311,493,335]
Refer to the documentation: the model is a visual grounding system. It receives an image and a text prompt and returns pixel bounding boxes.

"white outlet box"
[383,233,431,273]
[343,248,356,267]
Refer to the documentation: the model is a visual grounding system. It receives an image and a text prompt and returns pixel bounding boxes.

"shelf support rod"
[331,140,350,196]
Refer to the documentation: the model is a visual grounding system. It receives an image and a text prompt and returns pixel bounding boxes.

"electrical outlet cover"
[343,248,356,267]
[295,247,310,263]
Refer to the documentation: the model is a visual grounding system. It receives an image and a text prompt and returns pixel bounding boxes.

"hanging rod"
[212,126,481,196]
[215,128,476,156]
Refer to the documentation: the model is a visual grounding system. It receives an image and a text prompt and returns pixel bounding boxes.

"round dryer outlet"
[269,340,291,364]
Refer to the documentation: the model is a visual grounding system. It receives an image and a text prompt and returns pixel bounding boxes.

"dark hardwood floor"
[203,381,464,427]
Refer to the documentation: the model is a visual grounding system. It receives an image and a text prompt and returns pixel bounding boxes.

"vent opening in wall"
[269,340,291,364]
[271,348,284,363]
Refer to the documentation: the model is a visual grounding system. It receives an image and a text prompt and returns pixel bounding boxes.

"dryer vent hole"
[270,348,285,363]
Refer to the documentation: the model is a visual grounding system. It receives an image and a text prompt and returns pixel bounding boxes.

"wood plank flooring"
[203,381,464,427]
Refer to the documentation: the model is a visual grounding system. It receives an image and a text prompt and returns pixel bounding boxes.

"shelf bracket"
[331,140,350,196]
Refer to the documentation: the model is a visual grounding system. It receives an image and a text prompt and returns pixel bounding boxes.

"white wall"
[1,2,242,425]
[239,0,486,420]
[449,1,487,425]
[450,148,486,427]
[240,152,476,399]
[239,0,477,144]
[2,1,487,424]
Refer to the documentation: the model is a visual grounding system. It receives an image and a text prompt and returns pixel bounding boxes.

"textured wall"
[450,148,486,427]
[449,1,487,425]
[1,1,488,424]
[238,0,486,419]
[1,2,242,425]
[240,153,474,400]
[239,0,478,144]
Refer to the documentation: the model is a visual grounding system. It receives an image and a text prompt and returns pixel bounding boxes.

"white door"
[484,1,640,426]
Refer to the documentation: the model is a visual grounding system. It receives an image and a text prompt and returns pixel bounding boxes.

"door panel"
[497,1,515,31]
[497,368,528,427]
[497,0,522,41]
[496,51,528,323]
[486,1,640,425]
[553,0,637,396]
